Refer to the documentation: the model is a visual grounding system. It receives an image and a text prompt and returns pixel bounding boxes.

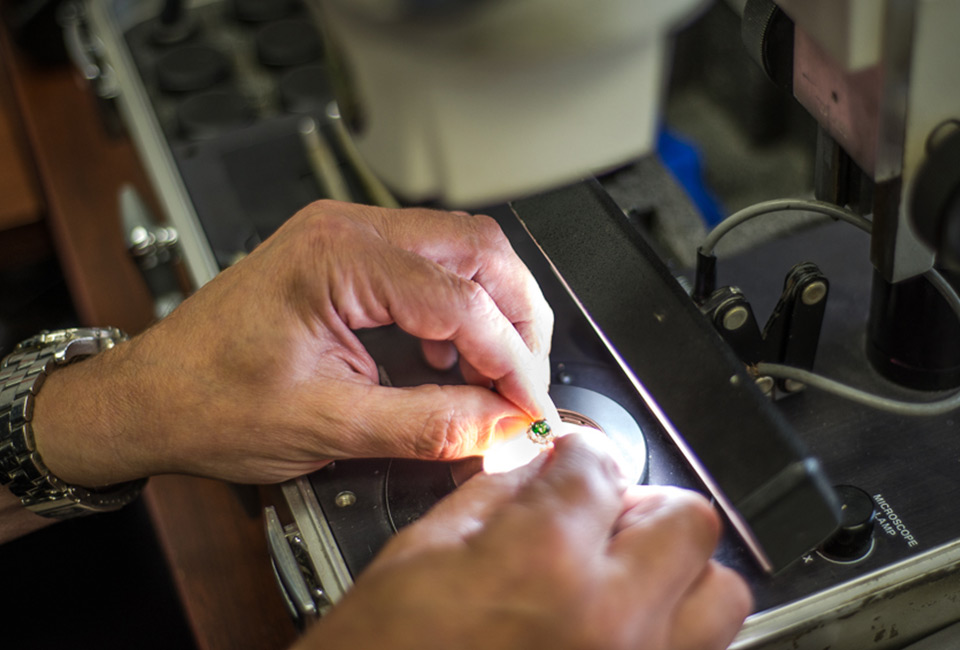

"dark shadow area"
[0,499,198,650]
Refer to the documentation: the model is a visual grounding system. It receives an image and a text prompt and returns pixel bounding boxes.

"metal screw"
[334,491,357,508]
[755,376,775,396]
[801,281,827,306]
[722,305,749,331]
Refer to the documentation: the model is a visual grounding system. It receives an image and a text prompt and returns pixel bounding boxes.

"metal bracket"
[700,262,830,397]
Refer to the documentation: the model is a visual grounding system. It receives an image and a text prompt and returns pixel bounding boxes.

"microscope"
[68,0,960,647]
[745,0,960,390]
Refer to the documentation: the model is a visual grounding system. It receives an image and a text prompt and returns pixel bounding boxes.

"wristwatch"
[0,328,147,518]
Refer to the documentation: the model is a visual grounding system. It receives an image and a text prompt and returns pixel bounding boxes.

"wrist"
[0,328,147,517]
[31,340,158,487]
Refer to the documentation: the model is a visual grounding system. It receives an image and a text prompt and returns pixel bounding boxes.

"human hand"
[299,435,752,650]
[31,201,557,486]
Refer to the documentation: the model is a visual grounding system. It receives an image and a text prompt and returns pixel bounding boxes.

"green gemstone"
[530,420,551,437]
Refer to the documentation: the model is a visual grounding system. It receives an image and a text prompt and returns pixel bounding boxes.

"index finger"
[377,434,627,569]
[362,229,556,424]
[372,208,554,384]
[609,486,722,602]
[476,434,629,558]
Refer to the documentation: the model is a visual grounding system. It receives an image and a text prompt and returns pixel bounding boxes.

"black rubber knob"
[742,0,795,91]
[256,19,322,68]
[176,89,255,140]
[156,45,230,93]
[819,485,876,562]
[280,65,335,114]
[233,0,298,23]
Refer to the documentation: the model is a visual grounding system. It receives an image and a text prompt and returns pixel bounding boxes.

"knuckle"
[617,487,721,551]
[654,486,720,529]
[296,202,349,245]
[453,275,482,304]
[471,213,508,246]
[422,276,484,339]
[296,199,342,226]
[554,436,620,490]
[454,277,496,321]
[542,303,555,332]
[674,489,722,536]
[415,409,456,461]
[655,498,718,547]
[414,388,472,460]
[306,198,340,213]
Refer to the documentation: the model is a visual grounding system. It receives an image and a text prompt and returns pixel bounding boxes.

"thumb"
[318,382,530,461]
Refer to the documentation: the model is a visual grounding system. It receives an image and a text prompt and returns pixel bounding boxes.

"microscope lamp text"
[873,494,919,548]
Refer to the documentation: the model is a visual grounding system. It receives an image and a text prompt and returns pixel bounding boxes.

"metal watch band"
[0,328,146,518]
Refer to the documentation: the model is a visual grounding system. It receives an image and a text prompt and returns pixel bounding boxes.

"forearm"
[10,201,556,499]
[0,335,159,544]
[30,339,164,488]
[0,486,53,544]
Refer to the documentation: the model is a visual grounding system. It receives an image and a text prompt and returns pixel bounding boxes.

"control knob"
[818,485,876,562]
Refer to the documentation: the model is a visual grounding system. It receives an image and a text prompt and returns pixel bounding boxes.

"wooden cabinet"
[0,21,296,650]
[0,72,41,233]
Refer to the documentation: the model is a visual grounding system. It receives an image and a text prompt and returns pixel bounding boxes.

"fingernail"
[493,416,530,441]
[533,384,561,431]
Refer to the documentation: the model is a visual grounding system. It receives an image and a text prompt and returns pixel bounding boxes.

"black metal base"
[867,268,960,390]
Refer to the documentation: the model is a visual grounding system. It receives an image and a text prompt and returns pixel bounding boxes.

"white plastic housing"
[316,0,709,206]
[776,0,885,71]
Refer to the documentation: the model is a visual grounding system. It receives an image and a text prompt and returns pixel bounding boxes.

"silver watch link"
[0,328,146,518]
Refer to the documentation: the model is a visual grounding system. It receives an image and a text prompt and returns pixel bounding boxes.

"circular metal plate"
[385,384,648,533]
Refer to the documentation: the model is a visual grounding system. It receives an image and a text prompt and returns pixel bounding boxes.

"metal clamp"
[699,262,830,397]
[59,2,119,100]
[264,506,331,628]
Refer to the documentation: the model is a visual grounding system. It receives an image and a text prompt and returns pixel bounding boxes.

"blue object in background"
[657,128,726,227]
